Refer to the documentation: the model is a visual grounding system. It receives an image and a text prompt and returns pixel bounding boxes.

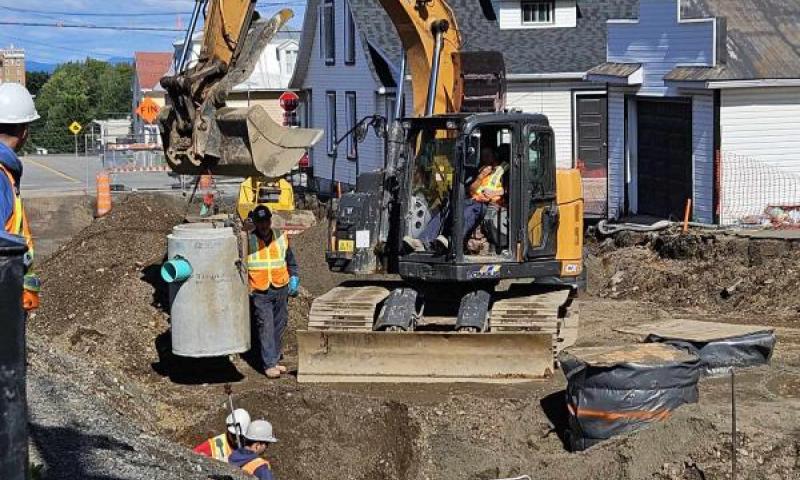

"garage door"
[637,99,692,219]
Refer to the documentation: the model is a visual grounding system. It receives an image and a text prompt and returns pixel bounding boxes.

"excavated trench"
[26,193,800,480]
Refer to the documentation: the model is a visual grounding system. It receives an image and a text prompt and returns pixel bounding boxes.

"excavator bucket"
[296,331,554,383]
[159,8,323,178]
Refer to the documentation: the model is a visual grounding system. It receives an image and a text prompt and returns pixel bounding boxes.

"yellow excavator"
[236,176,316,236]
[158,0,322,178]
[296,0,584,383]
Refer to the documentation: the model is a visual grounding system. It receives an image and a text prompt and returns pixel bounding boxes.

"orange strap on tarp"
[567,403,672,422]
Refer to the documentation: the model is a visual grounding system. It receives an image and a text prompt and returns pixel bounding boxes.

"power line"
[0,5,192,17]
[0,21,185,32]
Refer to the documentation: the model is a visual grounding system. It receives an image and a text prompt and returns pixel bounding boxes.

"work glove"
[288,276,300,297]
[23,273,41,312]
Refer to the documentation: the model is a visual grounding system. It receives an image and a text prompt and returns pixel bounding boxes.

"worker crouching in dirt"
[244,205,300,379]
[193,408,251,461]
[0,83,41,312]
[229,419,278,479]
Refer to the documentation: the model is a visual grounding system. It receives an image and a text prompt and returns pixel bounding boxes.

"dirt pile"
[588,229,800,321]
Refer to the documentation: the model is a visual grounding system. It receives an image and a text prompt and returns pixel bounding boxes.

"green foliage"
[25,71,51,96]
[28,59,133,153]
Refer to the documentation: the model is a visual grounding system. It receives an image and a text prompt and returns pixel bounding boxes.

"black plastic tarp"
[559,344,701,451]
[646,331,776,376]
[0,233,29,480]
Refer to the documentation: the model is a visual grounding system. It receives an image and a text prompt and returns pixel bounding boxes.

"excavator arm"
[377,0,505,116]
[158,2,322,177]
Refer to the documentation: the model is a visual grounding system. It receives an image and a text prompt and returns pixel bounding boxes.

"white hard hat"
[226,408,251,435]
[0,83,40,124]
[245,420,278,443]
[0,82,39,123]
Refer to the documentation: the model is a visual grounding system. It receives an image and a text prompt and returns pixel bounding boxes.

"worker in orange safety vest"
[0,83,41,311]
[193,408,251,461]
[228,420,278,480]
[244,205,299,379]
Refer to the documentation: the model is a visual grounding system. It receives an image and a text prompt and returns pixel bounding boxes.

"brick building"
[0,45,25,85]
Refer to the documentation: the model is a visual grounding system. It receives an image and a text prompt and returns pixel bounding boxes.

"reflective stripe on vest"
[473,163,507,198]
[242,457,271,476]
[1,163,34,260]
[246,229,289,289]
[208,433,232,461]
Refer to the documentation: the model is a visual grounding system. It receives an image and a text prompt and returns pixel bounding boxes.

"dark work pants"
[251,286,289,369]
[419,199,485,242]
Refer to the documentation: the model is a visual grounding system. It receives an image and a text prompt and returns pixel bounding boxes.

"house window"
[282,48,298,76]
[322,0,335,65]
[344,1,356,64]
[326,91,337,155]
[385,94,397,123]
[345,92,357,159]
[521,0,554,24]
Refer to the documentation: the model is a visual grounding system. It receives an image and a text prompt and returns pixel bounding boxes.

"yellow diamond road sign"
[68,121,82,135]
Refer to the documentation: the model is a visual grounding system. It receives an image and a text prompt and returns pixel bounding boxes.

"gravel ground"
[27,337,249,480]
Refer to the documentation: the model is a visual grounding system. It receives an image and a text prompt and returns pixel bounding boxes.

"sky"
[0,0,306,65]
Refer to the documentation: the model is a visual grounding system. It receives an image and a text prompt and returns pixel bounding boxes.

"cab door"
[521,125,558,259]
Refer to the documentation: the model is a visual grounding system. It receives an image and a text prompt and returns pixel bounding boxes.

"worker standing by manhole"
[245,205,300,379]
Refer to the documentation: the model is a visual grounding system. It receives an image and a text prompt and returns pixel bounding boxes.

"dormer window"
[521,0,555,25]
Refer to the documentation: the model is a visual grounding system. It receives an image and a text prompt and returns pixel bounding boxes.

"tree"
[25,71,50,96]
[28,59,133,153]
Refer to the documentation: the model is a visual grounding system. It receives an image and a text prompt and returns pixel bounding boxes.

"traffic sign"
[68,121,82,135]
[279,91,299,112]
[136,97,161,124]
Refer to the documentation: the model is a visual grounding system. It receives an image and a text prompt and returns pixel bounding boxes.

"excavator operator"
[403,145,507,253]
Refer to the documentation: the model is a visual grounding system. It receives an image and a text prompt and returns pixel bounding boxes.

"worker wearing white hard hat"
[192,408,251,461]
[229,420,278,479]
[0,82,41,312]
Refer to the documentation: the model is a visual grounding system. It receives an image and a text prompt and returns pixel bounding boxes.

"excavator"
[296,0,584,382]
[158,0,322,178]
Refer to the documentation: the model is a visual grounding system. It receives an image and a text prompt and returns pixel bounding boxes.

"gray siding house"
[291,0,637,215]
[588,0,800,225]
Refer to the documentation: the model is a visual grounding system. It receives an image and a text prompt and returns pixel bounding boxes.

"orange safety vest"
[206,433,232,461]
[471,163,507,201]
[1,163,33,256]
[246,229,289,291]
[242,457,271,476]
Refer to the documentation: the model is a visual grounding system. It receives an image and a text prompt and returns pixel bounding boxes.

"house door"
[637,99,692,219]
[576,95,608,216]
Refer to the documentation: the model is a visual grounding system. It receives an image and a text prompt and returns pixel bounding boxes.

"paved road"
[18,154,242,197]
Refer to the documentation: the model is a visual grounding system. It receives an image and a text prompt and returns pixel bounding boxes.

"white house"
[161,28,302,125]
[291,0,637,210]
[588,0,800,225]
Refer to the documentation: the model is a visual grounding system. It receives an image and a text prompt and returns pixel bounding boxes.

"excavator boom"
[158,3,322,177]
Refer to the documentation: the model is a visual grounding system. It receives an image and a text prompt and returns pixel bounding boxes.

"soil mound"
[588,230,800,322]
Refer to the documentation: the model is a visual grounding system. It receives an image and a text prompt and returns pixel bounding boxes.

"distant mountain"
[27,61,56,74]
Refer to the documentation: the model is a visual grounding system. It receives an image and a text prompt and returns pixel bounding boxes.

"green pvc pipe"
[161,256,192,283]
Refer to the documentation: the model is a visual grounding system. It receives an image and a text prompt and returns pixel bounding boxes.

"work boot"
[276,365,287,373]
[265,367,282,379]
[402,236,426,252]
[433,235,449,252]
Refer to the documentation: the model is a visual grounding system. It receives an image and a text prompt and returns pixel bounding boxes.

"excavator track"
[307,286,390,331]
[298,285,578,383]
[489,288,579,354]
